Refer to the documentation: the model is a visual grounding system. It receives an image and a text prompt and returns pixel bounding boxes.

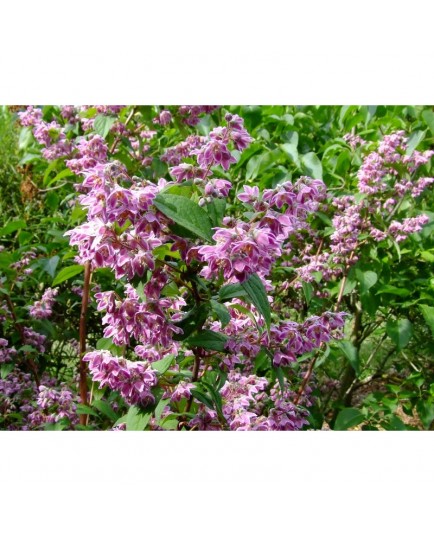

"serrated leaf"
[126,405,151,431]
[210,300,231,327]
[52,264,84,286]
[151,354,174,374]
[93,114,116,138]
[386,318,413,349]
[334,408,365,430]
[219,282,248,302]
[186,330,228,351]
[191,388,214,410]
[154,193,213,242]
[93,400,119,421]
[241,273,271,329]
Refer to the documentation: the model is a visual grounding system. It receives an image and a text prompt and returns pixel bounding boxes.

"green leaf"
[406,130,425,156]
[39,255,60,278]
[154,193,213,242]
[422,110,434,136]
[301,152,322,180]
[419,305,434,338]
[210,300,231,327]
[191,388,214,410]
[338,340,359,375]
[52,264,84,286]
[376,285,410,297]
[280,143,300,167]
[93,114,116,138]
[356,269,378,294]
[93,400,119,421]
[206,198,226,227]
[334,408,365,430]
[126,405,151,431]
[76,404,99,417]
[185,330,228,351]
[219,282,248,302]
[1,363,14,379]
[241,273,271,329]
[386,318,413,349]
[0,220,26,236]
[301,281,313,305]
[46,168,74,187]
[151,354,174,374]
[154,398,171,423]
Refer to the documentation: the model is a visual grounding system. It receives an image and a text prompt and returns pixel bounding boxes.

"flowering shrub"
[1,104,434,430]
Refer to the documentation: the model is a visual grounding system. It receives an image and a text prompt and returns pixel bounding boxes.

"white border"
[1,1,433,533]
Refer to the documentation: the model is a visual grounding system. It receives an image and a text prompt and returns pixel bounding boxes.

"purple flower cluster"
[198,222,282,282]
[66,135,108,174]
[295,131,434,282]
[18,109,72,161]
[83,350,158,406]
[170,380,195,403]
[197,176,326,283]
[167,113,252,204]
[220,371,268,430]
[0,338,16,363]
[29,287,58,319]
[177,105,220,126]
[153,110,172,125]
[265,312,346,366]
[95,283,185,353]
[23,327,47,353]
[28,384,78,427]
[343,133,366,149]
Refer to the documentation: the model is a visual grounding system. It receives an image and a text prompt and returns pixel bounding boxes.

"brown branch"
[294,349,321,406]
[78,261,92,425]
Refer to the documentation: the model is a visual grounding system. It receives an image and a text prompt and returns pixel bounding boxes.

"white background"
[1,1,433,534]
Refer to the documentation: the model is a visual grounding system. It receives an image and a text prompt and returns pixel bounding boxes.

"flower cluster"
[18,107,72,161]
[0,338,16,363]
[95,283,185,353]
[293,131,434,283]
[23,327,47,353]
[27,384,78,427]
[197,176,326,283]
[83,350,158,406]
[177,105,220,126]
[29,287,59,319]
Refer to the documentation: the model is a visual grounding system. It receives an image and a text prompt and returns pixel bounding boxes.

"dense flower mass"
[29,287,58,319]
[6,104,433,432]
[83,350,158,406]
